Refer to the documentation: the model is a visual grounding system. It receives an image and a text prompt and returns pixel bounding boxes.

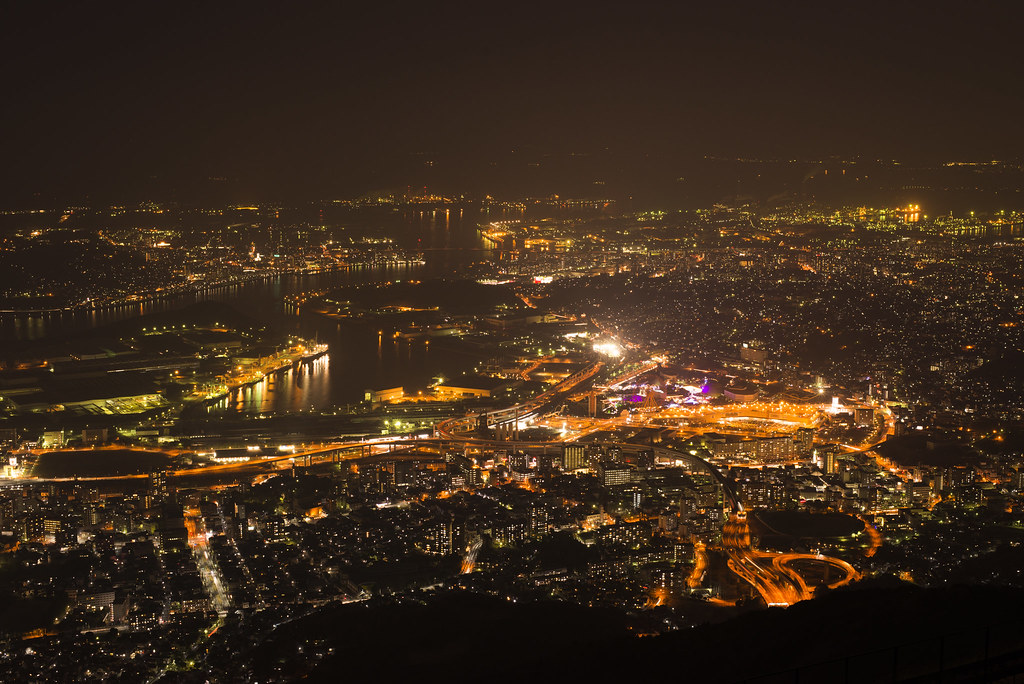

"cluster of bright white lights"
[592,341,622,357]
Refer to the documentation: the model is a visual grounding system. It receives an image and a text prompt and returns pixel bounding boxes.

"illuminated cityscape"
[3,3,1024,682]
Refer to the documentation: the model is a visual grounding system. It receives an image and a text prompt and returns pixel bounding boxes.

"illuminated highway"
[722,512,860,607]
[686,542,708,589]
[773,553,860,594]
[185,508,232,615]
[859,517,884,557]
[726,552,801,607]
[435,360,603,438]
[597,359,660,391]
[460,534,483,574]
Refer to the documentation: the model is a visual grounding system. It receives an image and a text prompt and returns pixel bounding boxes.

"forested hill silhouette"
[234,580,1024,682]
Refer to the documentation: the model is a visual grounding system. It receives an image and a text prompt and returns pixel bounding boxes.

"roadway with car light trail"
[184,507,232,615]
[722,512,859,607]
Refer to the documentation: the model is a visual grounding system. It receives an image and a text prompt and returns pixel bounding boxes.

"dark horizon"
[4,2,1024,205]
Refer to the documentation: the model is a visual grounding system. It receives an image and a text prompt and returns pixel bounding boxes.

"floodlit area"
[543,400,830,443]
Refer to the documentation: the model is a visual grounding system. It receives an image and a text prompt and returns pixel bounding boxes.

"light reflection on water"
[224,354,334,414]
[0,205,536,413]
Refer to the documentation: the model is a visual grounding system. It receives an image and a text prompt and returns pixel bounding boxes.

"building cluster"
[515,205,1024,427]
[2,197,1024,679]
[0,203,433,310]
[0,438,729,677]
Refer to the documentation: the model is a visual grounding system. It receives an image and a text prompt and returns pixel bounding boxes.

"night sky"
[3,2,1023,203]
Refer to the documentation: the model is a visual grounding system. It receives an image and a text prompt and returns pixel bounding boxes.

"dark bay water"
[1,205,522,413]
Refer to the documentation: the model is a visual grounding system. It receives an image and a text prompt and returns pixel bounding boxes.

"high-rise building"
[854,407,875,427]
[562,444,587,471]
[599,462,634,487]
[817,445,841,475]
[529,505,549,538]
[794,428,814,457]
[508,451,530,473]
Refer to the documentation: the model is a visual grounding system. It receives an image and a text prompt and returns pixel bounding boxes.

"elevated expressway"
[435,360,604,437]
[723,512,859,607]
